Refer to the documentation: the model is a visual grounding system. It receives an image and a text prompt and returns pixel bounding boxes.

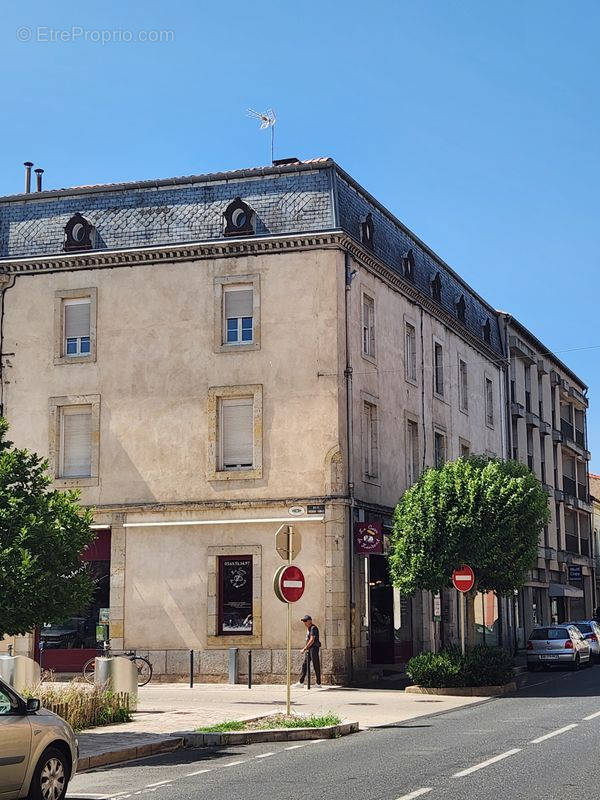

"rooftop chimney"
[34,168,44,192]
[24,162,33,194]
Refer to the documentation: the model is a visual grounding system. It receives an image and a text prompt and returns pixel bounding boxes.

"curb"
[405,681,517,697]
[180,721,359,747]
[77,736,183,772]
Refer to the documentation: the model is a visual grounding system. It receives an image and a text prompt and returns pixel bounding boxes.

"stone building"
[499,315,595,643]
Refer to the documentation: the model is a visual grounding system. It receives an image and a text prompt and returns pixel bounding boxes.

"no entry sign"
[452,565,475,593]
[274,564,305,603]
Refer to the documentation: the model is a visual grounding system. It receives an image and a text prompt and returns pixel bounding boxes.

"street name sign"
[274,564,305,603]
[452,565,475,593]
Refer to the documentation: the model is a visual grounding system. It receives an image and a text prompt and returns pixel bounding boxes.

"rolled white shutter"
[65,301,91,338]
[222,399,253,467]
[62,409,92,477]
[224,289,253,319]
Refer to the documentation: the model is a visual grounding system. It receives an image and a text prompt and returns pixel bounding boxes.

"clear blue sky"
[2,1,599,467]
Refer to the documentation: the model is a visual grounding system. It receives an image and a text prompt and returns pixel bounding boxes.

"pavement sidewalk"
[75,681,489,770]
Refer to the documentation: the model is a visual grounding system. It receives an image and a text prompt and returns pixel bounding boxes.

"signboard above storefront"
[354,521,383,555]
[568,564,583,582]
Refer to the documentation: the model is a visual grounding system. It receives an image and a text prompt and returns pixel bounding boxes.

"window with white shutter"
[220,397,254,469]
[224,286,253,345]
[64,298,91,356]
[60,406,92,477]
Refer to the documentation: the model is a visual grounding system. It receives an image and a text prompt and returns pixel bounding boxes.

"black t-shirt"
[306,624,321,648]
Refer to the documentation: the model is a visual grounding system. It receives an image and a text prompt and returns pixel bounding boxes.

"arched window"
[456,294,466,323]
[431,272,442,303]
[223,197,255,237]
[402,249,415,281]
[360,213,374,250]
[64,213,95,252]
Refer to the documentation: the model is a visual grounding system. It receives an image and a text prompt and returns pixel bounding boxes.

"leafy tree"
[389,456,549,607]
[0,419,95,639]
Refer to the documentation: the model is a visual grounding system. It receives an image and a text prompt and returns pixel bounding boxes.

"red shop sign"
[354,521,383,555]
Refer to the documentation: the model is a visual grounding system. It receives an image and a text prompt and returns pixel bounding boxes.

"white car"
[0,678,77,800]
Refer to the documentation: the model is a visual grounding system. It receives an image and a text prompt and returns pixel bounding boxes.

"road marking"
[583,710,600,721]
[224,760,247,767]
[255,752,275,758]
[394,789,433,800]
[453,748,521,777]
[284,744,305,750]
[145,780,173,788]
[186,768,212,776]
[530,724,578,743]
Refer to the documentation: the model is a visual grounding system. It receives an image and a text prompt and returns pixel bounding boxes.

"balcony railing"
[563,476,577,496]
[561,419,574,440]
[565,534,579,554]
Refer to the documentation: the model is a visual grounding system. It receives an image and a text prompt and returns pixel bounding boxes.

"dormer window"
[482,318,492,345]
[431,272,442,303]
[64,213,95,252]
[360,213,374,250]
[402,249,415,281]
[456,294,466,323]
[223,198,255,237]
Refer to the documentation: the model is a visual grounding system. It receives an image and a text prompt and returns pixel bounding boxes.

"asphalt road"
[68,663,600,800]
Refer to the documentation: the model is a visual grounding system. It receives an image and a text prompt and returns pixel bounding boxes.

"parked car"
[526,625,592,670]
[567,620,600,660]
[0,677,77,800]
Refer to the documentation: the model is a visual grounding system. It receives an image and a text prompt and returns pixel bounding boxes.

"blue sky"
[2,1,599,467]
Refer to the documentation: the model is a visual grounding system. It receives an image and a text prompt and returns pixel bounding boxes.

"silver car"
[526,625,592,670]
[0,678,77,800]
[568,620,600,659]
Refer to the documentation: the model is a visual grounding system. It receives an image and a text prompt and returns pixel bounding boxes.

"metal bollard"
[306,650,311,690]
[248,650,252,689]
[189,650,194,689]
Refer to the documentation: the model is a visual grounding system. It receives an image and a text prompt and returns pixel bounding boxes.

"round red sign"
[452,565,475,593]
[274,565,305,603]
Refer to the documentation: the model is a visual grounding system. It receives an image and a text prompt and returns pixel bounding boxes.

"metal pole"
[460,592,466,655]
[189,650,194,688]
[286,525,292,716]
[248,650,252,690]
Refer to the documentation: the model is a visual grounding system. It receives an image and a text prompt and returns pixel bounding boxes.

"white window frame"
[54,288,97,365]
[48,394,100,487]
[361,292,376,361]
[223,285,254,346]
[63,298,92,357]
[405,321,417,383]
[214,274,260,353]
[218,396,254,471]
[458,357,468,413]
[207,385,263,481]
[485,376,494,428]
[59,405,92,478]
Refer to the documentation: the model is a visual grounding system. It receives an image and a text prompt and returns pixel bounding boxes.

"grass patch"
[195,712,342,733]
[21,683,132,732]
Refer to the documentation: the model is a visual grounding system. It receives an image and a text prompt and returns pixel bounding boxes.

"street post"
[452,565,475,655]
[274,524,304,716]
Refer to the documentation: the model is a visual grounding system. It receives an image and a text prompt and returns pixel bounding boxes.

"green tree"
[389,456,550,626]
[0,419,95,639]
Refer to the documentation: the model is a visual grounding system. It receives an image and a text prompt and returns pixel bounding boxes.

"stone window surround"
[54,287,97,365]
[432,334,447,402]
[360,286,376,364]
[404,411,420,487]
[403,313,418,386]
[458,351,469,415]
[207,545,262,648]
[484,372,495,429]
[361,390,380,486]
[48,393,101,488]
[207,384,263,481]
[213,274,261,353]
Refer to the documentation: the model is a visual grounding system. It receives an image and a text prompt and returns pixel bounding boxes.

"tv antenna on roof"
[246,108,277,163]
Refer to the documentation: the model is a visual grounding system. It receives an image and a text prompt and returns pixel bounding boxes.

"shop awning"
[548,583,584,598]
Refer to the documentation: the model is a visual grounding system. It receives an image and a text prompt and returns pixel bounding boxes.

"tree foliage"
[389,456,550,596]
[0,419,95,639]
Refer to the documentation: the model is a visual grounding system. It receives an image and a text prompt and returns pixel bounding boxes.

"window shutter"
[222,399,253,467]
[225,289,253,319]
[64,301,91,338]
[62,409,92,477]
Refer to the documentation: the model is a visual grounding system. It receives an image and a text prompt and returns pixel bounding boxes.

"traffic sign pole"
[452,565,475,655]
[459,590,465,655]
[286,526,292,716]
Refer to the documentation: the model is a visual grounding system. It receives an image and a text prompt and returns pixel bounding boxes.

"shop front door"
[369,555,395,664]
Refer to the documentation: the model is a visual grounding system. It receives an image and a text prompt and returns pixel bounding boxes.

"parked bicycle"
[82,640,153,687]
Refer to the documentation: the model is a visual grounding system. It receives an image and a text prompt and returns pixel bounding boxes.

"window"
[218,555,253,635]
[402,249,415,281]
[54,288,97,364]
[363,401,378,480]
[431,273,442,303]
[434,431,446,468]
[0,686,16,715]
[405,323,417,382]
[60,405,92,478]
[482,319,492,345]
[224,286,253,345]
[460,440,471,459]
[64,298,91,356]
[485,377,494,427]
[207,385,262,480]
[223,198,255,236]
[219,397,253,470]
[456,295,466,323]
[459,359,468,412]
[362,294,375,358]
[406,419,419,486]
[434,342,444,396]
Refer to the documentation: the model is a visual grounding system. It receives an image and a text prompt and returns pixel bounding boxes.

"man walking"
[295,614,322,687]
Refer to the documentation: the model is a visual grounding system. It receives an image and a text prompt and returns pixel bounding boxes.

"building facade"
[500,316,595,644]
[0,157,590,679]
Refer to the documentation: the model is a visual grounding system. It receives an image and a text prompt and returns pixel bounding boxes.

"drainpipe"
[344,251,355,681]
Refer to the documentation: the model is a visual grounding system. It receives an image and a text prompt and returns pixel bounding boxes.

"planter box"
[180,720,359,747]
[405,681,516,697]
